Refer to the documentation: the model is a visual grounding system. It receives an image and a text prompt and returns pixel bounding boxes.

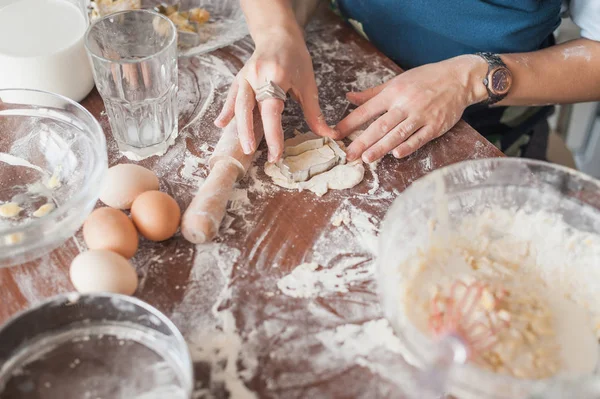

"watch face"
[491,67,512,95]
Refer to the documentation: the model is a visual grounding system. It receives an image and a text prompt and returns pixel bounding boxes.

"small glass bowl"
[175,0,248,56]
[377,158,600,399]
[0,89,107,267]
[0,293,194,398]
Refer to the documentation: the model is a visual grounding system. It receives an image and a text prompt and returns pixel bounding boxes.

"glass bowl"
[0,293,194,398]
[377,158,600,399]
[0,89,107,267]
[176,0,248,56]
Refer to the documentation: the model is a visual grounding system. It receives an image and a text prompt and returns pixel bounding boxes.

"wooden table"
[0,5,502,398]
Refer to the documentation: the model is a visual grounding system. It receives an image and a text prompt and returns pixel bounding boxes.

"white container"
[0,0,94,102]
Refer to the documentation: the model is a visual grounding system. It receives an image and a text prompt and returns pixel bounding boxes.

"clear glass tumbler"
[85,10,178,155]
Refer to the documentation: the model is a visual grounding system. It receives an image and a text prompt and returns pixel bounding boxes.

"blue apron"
[332,0,562,69]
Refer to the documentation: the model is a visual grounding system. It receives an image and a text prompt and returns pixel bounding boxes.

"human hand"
[215,29,336,162]
[335,55,488,163]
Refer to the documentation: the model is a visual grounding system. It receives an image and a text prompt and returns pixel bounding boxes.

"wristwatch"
[475,52,512,105]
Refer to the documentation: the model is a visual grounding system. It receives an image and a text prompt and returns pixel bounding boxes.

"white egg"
[100,164,159,209]
[70,250,138,295]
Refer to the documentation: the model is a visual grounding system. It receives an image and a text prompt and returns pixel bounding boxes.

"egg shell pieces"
[100,164,159,209]
[70,250,138,295]
[83,207,139,258]
[131,190,181,241]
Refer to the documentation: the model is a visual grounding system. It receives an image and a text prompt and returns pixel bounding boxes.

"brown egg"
[100,164,159,209]
[130,191,181,241]
[83,207,139,258]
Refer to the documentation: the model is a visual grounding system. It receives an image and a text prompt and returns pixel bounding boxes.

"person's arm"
[493,39,600,106]
[335,40,600,163]
[291,0,322,27]
[241,0,302,44]
[216,0,333,162]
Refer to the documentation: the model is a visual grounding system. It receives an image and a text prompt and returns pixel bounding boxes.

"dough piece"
[0,202,22,218]
[279,133,348,182]
[286,145,335,172]
[265,160,364,197]
[282,145,339,182]
[265,132,365,196]
[284,131,326,157]
[4,232,24,245]
[46,165,62,189]
[33,203,55,218]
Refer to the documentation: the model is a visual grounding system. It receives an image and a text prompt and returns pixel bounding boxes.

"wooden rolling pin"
[181,118,262,244]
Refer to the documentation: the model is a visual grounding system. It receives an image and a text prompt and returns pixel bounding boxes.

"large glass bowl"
[377,158,600,399]
[0,89,107,267]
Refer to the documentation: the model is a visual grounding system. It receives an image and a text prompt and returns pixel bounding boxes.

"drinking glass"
[85,10,178,155]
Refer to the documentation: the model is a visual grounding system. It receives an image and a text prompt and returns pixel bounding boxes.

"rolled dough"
[264,132,365,196]
[285,146,336,174]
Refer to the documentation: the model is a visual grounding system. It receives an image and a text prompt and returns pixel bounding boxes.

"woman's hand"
[336,55,488,163]
[215,28,336,162]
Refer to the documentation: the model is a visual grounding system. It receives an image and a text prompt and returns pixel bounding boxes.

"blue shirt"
[334,0,562,69]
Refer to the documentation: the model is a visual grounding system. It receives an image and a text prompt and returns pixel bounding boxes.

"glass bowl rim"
[0,292,195,396]
[377,157,600,394]
[0,88,107,239]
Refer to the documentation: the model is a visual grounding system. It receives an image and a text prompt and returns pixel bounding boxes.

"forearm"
[460,39,600,107]
[499,39,600,106]
[241,0,317,46]
[291,0,321,27]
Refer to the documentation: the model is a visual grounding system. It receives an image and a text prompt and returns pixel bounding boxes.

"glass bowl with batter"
[0,89,107,267]
[377,158,600,399]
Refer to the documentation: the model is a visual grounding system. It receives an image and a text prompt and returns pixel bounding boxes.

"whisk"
[416,278,511,398]
[429,279,510,358]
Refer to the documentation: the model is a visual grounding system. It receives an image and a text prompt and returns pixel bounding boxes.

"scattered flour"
[189,310,257,399]
[120,130,180,161]
[562,45,592,62]
[277,260,371,298]
[181,154,207,182]
[277,201,381,298]
[367,162,380,195]
[331,208,350,227]
[316,319,402,358]
[353,69,395,92]
[170,242,258,399]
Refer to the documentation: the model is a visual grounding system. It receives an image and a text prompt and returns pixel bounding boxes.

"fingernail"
[268,153,277,163]
[214,116,224,127]
[241,140,253,154]
[362,153,373,164]
[346,149,357,162]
